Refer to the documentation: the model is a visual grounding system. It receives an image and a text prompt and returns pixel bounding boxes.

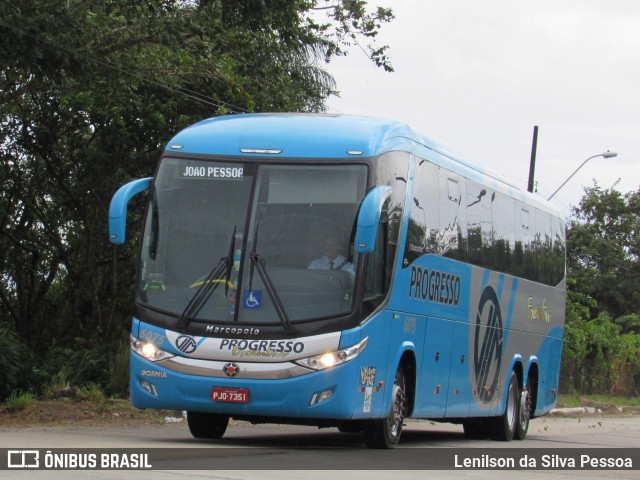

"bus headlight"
[294,337,368,371]
[131,335,175,362]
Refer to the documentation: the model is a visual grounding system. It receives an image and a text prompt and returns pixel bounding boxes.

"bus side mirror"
[109,177,153,244]
[355,185,392,253]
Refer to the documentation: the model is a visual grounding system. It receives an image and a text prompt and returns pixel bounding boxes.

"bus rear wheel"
[515,376,531,440]
[187,411,229,439]
[363,368,406,449]
[490,371,519,441]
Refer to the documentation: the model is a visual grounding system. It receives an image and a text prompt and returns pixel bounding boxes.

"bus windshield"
[138,157,368,328]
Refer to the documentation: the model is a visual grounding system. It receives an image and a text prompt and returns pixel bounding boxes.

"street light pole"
[547,150,618,200]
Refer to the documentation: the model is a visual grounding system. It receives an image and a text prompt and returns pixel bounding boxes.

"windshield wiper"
[176,226,235,330]
[225,225,236,298]
[249,222,295,334]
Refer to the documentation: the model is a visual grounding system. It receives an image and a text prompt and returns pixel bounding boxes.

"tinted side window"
[551,217,566,285]
[516,204,535,280]
[404,159,439,267]
[375,152,409,281]
[535,211,553,284]
[364,152,409,307]
[439,170,467,261]
[402,157,564,286]
[466,181,493,268]
[492,192,515,273]
[363,200,389,312]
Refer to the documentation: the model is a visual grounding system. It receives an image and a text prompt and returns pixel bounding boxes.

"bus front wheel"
[363,368,406,449]
[187,411,229,439]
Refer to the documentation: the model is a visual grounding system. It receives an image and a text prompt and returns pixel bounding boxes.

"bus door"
[444,320,471,417]
[415,315,453,417]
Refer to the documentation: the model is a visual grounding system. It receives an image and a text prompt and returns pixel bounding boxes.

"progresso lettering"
[219,339,304,354]
[409,266,461,306]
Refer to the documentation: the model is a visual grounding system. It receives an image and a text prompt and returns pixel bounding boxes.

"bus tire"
[363,368,406,449]
[515,376,531,440]
[490,371,519,441]
[187,411,229,439]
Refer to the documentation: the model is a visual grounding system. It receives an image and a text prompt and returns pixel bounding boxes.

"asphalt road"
[1,415,639,479]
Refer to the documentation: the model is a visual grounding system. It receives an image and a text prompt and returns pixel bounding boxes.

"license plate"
[212,387,250,403]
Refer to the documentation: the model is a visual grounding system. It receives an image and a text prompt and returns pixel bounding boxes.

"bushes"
[609,334,640,396]
[3,390,35,412]
[0,323,130,402]
[0,323,33,400]
[561,299,640,396]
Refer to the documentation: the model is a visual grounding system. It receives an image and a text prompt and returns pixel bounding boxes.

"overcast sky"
[325,0,640,217]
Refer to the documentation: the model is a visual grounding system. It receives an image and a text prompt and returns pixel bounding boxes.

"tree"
[0,0,394,395]
[561,183,640,395]
[567,182,640,319]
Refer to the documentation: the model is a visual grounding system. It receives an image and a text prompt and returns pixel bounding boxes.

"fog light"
[140,380,158,397]
[318,390,333,403]
[309,389,333,406]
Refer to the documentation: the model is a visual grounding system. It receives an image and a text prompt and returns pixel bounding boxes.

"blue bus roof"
[165,113,559,216]
[166,113,422,158]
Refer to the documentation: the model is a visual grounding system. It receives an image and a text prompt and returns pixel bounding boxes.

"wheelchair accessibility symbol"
[243,290,262,309]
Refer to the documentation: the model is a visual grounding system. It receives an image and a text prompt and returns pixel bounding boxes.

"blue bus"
[109,114,566,448]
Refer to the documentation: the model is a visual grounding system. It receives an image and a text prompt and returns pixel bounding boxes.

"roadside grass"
[43,367,73,399]
[0,393,183,427]
[3,390,35,412]
[76,383,107,403]
[558,393,640,408]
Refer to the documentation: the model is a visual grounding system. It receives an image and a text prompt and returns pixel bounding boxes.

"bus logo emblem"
[473,285,503,405]
[223,363,240,377]
[175,335,197,354]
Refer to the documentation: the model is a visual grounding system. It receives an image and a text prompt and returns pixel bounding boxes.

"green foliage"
[562,279,640,396]
[43,366,78,399]
[615,314,640,335]
[560,183,640,396]
[558,393,640,408]
[76,383,106,403]
[3,389,35,412]
[609,333,640,396]
[308,0,395,71]
[568,182,640,318]
[107,335,131,397]
[0,324,33,401]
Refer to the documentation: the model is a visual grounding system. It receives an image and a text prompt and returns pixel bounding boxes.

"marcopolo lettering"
[220,339,304,354]
[206,325,260,335]
[409,266,461,306]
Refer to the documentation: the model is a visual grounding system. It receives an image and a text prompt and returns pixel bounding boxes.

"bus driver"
[308,235,354,275]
